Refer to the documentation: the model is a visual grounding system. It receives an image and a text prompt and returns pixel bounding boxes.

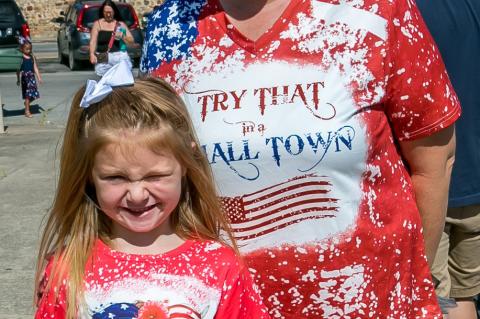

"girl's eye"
[145,175,165,182]
[103,175,126,183]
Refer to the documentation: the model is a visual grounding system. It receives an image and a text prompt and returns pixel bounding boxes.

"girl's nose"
[126,181,149,204]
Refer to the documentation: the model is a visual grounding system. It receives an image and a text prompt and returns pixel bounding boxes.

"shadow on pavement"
[2,104,44,117]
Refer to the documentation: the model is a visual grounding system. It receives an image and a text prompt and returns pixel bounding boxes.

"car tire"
[133,57,140,68]
[68,47,80,70]
[57,43,67,65]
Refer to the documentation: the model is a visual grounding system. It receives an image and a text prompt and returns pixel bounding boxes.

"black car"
[54,0,143,70]
[0,0,30,71]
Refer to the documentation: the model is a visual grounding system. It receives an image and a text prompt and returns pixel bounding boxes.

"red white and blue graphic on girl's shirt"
[141,0,461,318]
[35,240,270,319]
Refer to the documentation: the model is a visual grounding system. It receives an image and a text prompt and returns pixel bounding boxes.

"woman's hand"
[115,29,124,40]
[90,54,97,65]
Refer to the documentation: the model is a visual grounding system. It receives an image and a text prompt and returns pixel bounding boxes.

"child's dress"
[20,56,40,101]
[35,239,271,319]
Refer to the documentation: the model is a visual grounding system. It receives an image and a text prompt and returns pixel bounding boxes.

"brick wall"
[16,0,162,40]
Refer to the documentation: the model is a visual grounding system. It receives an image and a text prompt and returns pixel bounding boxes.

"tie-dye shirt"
[35,240,270,319]
[140,0,461,317]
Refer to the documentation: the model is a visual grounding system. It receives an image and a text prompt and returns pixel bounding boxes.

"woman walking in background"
[89,0,134,76]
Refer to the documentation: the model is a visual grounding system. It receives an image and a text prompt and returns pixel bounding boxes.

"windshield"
[82,5,135,28]
[0,2,23,25]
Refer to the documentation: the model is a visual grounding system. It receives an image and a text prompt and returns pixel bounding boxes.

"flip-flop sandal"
[25,112,33,118]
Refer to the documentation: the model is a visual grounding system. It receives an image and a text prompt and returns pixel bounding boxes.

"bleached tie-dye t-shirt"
[35,240,270,319]
[141,0,461,317]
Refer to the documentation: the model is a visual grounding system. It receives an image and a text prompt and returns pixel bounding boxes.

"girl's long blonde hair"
[35,77,237,318]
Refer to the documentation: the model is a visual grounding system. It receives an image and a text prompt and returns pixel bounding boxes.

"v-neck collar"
[213,0,302,54]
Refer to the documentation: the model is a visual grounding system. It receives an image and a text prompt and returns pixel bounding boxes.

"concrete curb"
[31,37,56,43]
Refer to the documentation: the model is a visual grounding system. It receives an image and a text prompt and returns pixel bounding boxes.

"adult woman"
[141,0,460,317]
[89,0,134,76]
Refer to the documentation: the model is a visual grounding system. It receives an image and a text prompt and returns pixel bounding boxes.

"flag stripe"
[232,209,337,237]
[168,304,201,319]
[244,184,331,207]
[245,176,330,199]
[245,195,338,220]
[234,213,336,241]
[170,314,199,319]
[245,190,337,217]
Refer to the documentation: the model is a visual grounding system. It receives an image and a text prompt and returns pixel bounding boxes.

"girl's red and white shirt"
[140,0,461,317]
[35,239,270,319]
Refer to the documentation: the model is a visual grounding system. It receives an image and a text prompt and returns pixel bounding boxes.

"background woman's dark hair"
[99,0,123,21]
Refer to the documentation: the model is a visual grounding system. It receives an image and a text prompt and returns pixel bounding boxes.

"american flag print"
[142,0,461,317]
[35,240,270,319]
[90,301,202,319]
[222,174,338,243]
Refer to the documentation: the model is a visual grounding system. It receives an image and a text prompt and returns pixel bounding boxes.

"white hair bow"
[17,36,31,45]
[80,60,134,108]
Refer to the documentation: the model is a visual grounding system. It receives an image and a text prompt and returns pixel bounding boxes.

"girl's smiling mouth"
[123,204,158,216]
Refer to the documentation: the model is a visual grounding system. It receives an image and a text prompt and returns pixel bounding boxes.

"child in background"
[16,41,42,118]
[34,65,270,319]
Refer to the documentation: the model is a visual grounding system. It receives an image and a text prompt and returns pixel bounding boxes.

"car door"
[57,6,71,55]
[61,6,77,54]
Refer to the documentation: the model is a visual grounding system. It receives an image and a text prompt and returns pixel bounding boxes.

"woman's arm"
[33,56,43,84]
[89,20,100,64]
[399,125,456,267]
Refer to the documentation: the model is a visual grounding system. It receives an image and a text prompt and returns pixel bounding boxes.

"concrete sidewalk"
[0,125,62,318]
[0,68,91,318]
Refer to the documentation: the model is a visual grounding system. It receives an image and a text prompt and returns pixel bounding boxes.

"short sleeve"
[35,258,67,319]
[384,0,461,141]
[215,263,271,319]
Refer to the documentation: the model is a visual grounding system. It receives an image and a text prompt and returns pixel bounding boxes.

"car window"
[69,9,77,23]
[0,2,21,24]
[82,6,135,29]
[65,6,74,23]
[118,6,135,27]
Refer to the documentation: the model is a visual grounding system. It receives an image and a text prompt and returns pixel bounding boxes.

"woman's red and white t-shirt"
[141,0,461,317]
[35,240,269,319]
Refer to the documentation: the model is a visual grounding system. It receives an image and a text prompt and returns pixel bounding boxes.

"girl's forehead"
[103,5,113,11]
[94,141,178,169]
[99,131,173,156]
[90,128,181,160]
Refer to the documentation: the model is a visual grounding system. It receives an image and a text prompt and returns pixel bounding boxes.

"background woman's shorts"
[95,51,132,76]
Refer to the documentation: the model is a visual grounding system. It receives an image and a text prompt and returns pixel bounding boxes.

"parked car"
[0,0,30,71]
[140,11,151,39]
[54,0,143,70]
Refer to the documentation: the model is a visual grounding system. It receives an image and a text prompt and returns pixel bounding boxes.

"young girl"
[16,41,42,118]
[34,76,270,319]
